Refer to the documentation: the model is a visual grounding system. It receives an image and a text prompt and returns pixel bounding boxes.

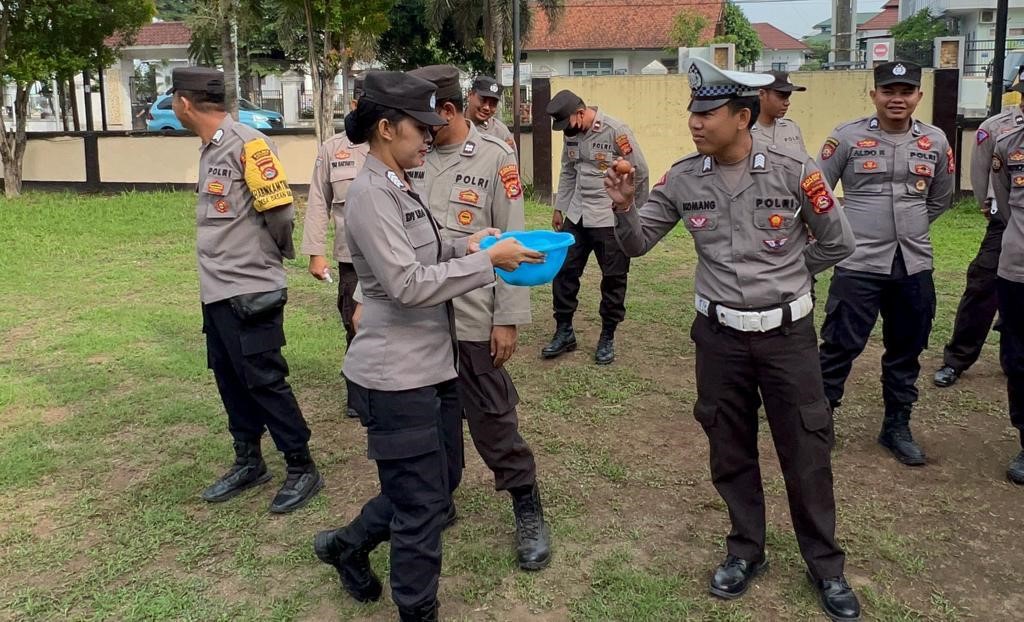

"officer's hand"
[490,325,518,368]
[352,303,362,333]
[308,255,330,280]
[983,198,994,219]
[486,238,545,271]
[604,158,636,208]
[467,227,503,254]
[551,209,564,231]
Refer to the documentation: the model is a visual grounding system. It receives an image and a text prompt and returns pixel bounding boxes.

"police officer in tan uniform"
[817,61,954,466]
[986,124,1024,484]
[303,75,369,346]
[171,67,323,514]
[310,71,541,622]
[604,58,860,622]
[934,71,1024,388]
[544,89,649,364]
[407,65,550,570]
[753,71,807,152]
[467,75,516,151]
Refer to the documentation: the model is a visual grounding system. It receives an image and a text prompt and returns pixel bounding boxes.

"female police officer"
[311,71,542,622]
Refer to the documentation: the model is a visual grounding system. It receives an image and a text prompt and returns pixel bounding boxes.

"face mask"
[563,125,581,137]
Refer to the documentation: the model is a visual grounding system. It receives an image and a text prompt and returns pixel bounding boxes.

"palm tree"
[426,0,563,78]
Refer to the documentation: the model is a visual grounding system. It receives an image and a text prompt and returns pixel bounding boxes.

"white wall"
[751,50,808,72]
[527,49,679,76]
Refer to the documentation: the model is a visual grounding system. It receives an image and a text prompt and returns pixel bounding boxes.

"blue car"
[146,95,284,130]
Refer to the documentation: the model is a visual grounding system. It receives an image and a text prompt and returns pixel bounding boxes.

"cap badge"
[489,84,499,93]
[892,63,907,76]
[688,63,703,89]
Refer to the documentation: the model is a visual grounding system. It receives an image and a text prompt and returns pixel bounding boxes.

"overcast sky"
[738,0,888,39]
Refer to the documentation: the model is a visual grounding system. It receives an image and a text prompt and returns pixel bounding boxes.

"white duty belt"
[695,292,814,333]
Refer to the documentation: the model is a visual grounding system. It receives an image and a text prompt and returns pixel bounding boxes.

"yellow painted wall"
[6,136,88,182]
[549,70,937,192]
[98,135,202,184]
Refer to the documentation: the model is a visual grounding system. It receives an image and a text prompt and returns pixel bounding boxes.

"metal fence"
[964,38,1024,78]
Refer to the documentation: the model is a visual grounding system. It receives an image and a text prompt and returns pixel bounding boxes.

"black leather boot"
[510,484,551,570]
[313,518,384,603]
[541,322,576,359]
[201,440,272,502]
[708,554,767,599]
[269,449,324,513]
[594,330,615,365]
[811,574,862,621]
[1008,450,1024,485]
[878,408,926,466]
[933,365,960,388]
[398,601,438,622]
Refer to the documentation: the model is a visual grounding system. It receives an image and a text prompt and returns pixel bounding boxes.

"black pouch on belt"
[229,288,288,320]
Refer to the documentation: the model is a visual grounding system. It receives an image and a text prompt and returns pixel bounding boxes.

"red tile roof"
[859,4,899,32]
[752,23,808,51]
[106,21,192,48]
[524,0,724,51]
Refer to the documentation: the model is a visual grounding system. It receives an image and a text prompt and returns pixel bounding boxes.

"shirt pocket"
[405,220,436,251]
[330,166,358,206]
[201,176,237,220]
[906,160,934,196]
[682,212,719,233]
[753,203,800,231]
[592,151,613,174]
[850,157,887,193]
[1009,170,1024,206]
[446,186,488,234]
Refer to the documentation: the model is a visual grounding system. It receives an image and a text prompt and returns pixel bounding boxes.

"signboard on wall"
[870,39,894,64]
[500,63,533,86]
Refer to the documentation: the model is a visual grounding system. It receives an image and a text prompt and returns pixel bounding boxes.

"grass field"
[1,191,1021,621]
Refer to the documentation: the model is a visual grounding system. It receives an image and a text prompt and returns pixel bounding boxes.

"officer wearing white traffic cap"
[310,70,542,622]
[604,57,861,622]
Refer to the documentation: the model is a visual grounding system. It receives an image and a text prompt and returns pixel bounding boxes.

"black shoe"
[314,521,383,603]
[594,332,615,365]
[346,406,360,418]
[812,575,861,621]
[878,425,926,466]
[829,399,842,411]
[933,365,960,388]
[270,449,324,514]
[398,601,438,622]
[1008,450,1024,485]
[541,322,576,359]
[708,554,767,600]
[201,440,272,502]
[510,484,552,570]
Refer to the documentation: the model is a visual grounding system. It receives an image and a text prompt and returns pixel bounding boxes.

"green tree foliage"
[155,0,193,21]
[667,11,709,49]
[0,0,154,197]
[890,8,950,42]
[800,40,829,70]
[376,0,489,71]
[711,1,760,68]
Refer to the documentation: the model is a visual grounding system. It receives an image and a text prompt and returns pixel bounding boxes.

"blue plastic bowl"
[479,230,576,286]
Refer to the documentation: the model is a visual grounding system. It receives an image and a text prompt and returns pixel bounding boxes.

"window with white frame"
[570,59,613,76]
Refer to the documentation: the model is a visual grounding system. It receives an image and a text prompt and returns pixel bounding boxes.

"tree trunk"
[0,84,30,197]
[68,75,81,132]
[302,0,324,143]
[219,0,239,119]
[57,78,70,132]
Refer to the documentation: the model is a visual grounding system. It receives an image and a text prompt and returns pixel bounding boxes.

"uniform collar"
[867,116,922,137]
[200,115,234,151]
[365,153,409,192]
[588,108,606,134]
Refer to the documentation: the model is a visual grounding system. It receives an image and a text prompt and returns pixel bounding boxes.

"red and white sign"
[871,39,894,63]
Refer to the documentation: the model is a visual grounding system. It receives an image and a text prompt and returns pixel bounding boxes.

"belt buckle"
[741,312,763,332]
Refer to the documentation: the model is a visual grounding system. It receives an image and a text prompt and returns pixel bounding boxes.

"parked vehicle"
[145,95,283,130]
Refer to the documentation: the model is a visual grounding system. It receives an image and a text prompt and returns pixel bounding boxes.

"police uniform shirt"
[752,118,806,153]
[342,154,497,391]
[972,106,1024,220]
[301,134,369,262]
[614,133,855,309]
[477,116,517,152]
[409,121,531,342]
[557,110,650,228]
[989,126,1024,283]
[817,116,954,276]
[196,115,296,303]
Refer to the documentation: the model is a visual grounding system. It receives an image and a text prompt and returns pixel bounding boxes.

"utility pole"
[513,0,521,150]
[991,0,1009,116]
[832,0,854,69]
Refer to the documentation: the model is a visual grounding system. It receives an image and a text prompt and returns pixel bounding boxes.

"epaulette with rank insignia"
[477,132,515,155]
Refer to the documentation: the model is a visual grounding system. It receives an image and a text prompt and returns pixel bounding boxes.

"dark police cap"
[762,70,806,92]
[472,75,503,99]
[170,67,225,95]
[362,71,447,126]
[408,65,463,101]
[874,61,921,87]
[546,89,585,131]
